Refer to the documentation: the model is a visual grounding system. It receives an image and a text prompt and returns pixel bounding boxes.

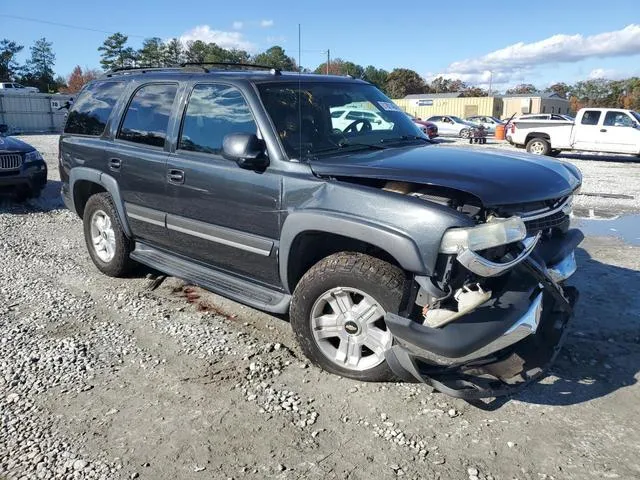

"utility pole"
[326,49,330,75]
[488,70,493,97]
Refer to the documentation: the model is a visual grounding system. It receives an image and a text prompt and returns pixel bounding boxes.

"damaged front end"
[383,187,582,399]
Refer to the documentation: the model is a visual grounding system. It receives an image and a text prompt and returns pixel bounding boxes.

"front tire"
[460,128,471,138]
[290,252,406,382]
[526,137,551,155]
[83,192,136,277]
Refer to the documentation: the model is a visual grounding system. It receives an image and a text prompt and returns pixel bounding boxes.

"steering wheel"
[343,118,373,134]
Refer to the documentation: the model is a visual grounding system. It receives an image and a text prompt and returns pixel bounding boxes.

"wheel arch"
[525,132,551,144]
[279,211,426,294]
[69,167,132,237]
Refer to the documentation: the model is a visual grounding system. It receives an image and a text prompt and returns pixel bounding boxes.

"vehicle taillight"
[510,123,515,134]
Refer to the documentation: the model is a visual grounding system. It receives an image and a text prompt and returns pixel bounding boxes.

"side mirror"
[222,133,269,170]
[0,124,8,134]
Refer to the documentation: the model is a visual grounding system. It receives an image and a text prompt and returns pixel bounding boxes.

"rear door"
[111,82,179,248]
[572,110,603,151]
[598,110,640,153]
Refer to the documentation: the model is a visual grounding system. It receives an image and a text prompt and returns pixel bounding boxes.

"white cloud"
[266,35,286,44]
[179,25,255,51]
[260,19,274,28]
[435,24,640,86]
[232,21,243,30]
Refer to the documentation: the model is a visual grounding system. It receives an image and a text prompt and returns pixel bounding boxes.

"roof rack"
[180,62,281,75]
[100,62,283,79]
[101,66,191,78]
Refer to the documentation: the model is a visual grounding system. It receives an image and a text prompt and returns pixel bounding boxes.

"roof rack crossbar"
[180,62,281,74]
[100,66,191,78]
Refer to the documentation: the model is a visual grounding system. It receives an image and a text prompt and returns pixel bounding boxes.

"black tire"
[460,128,471,139]
[549,150,561,157]
[290,252,406,382]
[83,192,136,277]
[526,137,551,155]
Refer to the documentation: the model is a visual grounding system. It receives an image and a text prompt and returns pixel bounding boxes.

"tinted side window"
[117,84,177,147]
[330,110,344,118]
[64,81,125,136]
[345,111,362,120]
[179,84,256,155]
[581,111,601,125]
[603,111,634,127]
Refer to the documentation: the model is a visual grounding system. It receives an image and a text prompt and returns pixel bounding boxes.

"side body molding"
[68,167,132,238]
[279,211,428,293]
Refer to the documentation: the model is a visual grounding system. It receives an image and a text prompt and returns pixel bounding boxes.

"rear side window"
[64,81,125,136]
[117,84,178,147]
[178,84,256,155]
[330,110,344,118]
[581,111,601,125]
[345,111,363,120]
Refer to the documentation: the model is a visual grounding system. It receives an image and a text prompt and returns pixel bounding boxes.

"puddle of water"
[572,214,640,245]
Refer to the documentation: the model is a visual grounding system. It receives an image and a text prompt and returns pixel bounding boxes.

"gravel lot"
[1,135,639,480]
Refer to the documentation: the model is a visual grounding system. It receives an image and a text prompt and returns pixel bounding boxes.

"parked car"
[509,108,640,156]
[515,113,574,122]
[466,115,504,133]
[60,66,583,399]
[425,115,481,138]
[0,124,47,200]
[0,82,39,93]
[330,108,394,131]
[408,115,438,139]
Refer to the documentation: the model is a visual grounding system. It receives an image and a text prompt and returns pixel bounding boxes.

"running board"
[131,242,291,314]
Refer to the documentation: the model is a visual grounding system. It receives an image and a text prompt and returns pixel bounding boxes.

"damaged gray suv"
[60,64,582,399]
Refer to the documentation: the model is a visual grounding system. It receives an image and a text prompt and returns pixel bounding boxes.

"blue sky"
[2,0,640,90]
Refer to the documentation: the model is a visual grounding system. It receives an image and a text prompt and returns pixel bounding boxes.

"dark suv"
[0,124,47,200]
[60,65,583,399]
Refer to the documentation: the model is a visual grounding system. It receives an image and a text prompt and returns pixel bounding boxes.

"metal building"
[395,93,503,119]
[0,92,74,134]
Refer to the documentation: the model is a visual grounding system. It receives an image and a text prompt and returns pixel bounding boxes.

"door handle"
[600,128,607,132]
[108,158,122,170]
[168,169,185,184]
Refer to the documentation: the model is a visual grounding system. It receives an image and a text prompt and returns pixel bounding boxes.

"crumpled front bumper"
[384,229,583,399]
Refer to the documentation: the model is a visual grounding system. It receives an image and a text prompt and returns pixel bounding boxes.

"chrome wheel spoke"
[330,289,353,314]
[353,298,383,324]
[315,325,342,339]
[364,328,391,356]
[346,338,362,367]
[335,337,349,363]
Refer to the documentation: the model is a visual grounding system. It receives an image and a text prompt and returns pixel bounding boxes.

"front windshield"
[258,81,426,160]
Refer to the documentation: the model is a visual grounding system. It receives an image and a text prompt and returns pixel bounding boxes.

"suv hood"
[0,135,34,153]
[309,145,581,206]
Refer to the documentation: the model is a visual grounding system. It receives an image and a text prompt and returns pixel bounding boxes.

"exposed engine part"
[382,181,415,194]
[422,283,492,329]
[414,275,450,307]
[382,181,482,217]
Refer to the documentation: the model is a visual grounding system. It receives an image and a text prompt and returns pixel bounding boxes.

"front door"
[573,109,604,151]
[165,83,282,287]
[599,110,640,154]
[111,83,179,249]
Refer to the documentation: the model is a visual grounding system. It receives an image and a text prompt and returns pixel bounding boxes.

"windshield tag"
[378,101,402,112]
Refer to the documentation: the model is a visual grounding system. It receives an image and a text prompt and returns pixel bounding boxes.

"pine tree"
[98,33,134,70]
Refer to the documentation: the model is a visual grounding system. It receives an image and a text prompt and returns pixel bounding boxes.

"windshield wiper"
[311,141,388,156]
[380,135,432,144]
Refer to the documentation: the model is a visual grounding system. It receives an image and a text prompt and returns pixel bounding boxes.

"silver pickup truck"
[508,107,640,156]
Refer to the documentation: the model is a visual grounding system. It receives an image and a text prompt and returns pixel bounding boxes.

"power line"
[0,14,146,38]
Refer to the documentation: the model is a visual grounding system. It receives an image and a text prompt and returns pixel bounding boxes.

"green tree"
[385,68,426,98]
[362,65,389,93]
[314,58,363,77]
[21,38,56,92]
[461,86,488,97]
[429,76,465,93]
[99,33,135,70]
[505,83,539,95]
[184,40,208,63]
[138,37,166,67]
[545,82,570,99]
[253,46,297,71]
[0,39,24,81]
[164,38,183,66]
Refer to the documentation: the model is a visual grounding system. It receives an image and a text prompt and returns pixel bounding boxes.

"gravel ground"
[1,135,639,480]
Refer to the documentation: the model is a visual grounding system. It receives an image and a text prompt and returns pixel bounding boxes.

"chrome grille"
[496,195,573,234]
[0,153,22,171]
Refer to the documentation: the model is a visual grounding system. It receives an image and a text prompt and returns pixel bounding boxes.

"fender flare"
[69,167,132,238]
[279,211,427,293]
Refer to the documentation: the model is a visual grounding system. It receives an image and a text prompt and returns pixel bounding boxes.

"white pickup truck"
[507,108,640,156]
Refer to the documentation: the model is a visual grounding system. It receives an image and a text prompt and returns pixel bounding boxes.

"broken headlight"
[438,217,527,254]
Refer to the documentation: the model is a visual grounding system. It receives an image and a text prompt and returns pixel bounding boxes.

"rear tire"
[290,252,406,382]
[83,192,136,277]
[526,137,551,155]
